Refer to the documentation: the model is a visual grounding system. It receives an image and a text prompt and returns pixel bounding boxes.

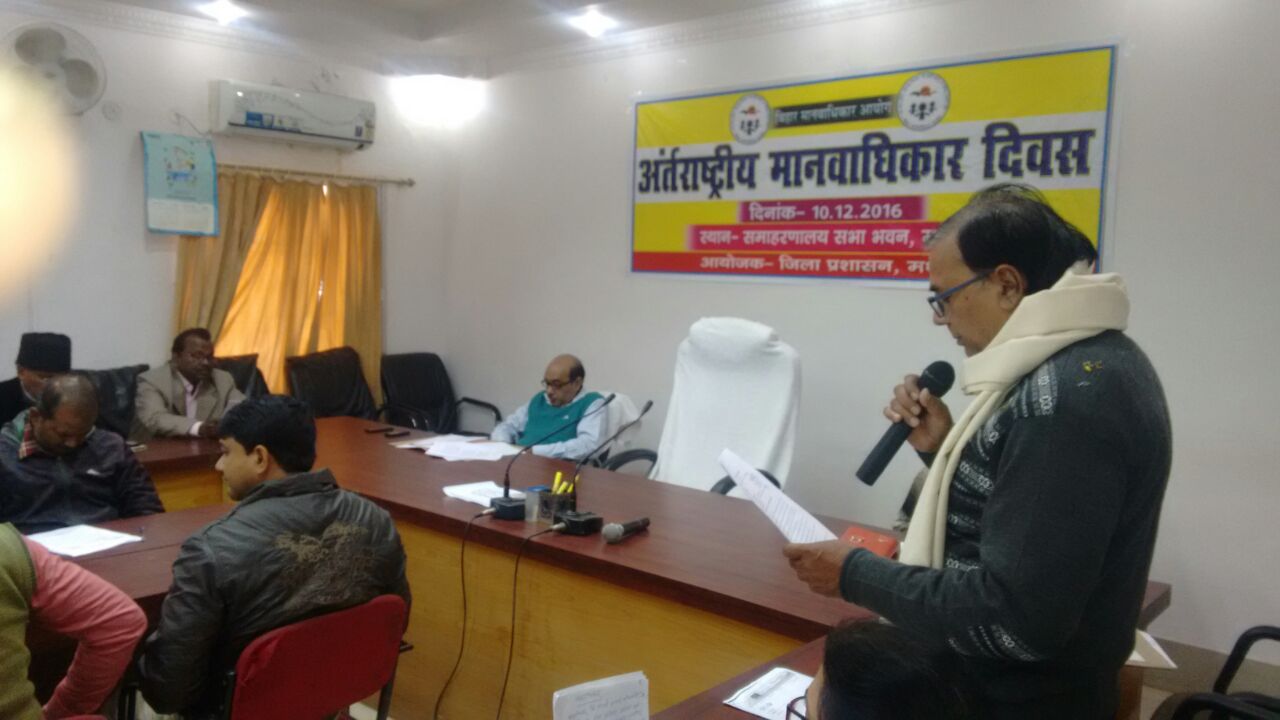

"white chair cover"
[651,317,801,492]
[597,391,642,460]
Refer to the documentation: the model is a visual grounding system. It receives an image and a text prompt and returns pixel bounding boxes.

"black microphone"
[490,393,616,520]
[603,517,650,544]
[855,361,955,486]
[570,399,654,481]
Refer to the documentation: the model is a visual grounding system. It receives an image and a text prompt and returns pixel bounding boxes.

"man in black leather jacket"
[137,395,410,718]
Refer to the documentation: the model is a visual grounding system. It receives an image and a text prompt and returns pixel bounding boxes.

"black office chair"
[601,451,781,495]
[603,448,658,476]
[380,352,501,434]
[214,353,268,399]
[285,347,378,420]
[1151,625,1280,719]
[79,364,149,438]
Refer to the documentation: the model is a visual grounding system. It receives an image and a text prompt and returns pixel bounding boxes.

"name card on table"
[552,671,648,720]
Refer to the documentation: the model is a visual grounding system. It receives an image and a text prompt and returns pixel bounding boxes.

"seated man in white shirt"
[490,354,605,460]
[132,328,244,440]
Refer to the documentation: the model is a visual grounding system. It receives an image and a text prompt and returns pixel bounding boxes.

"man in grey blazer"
[133,328,244,440]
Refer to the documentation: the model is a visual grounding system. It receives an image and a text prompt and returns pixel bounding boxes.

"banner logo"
[730,94,770,144]
[897,72,950,131]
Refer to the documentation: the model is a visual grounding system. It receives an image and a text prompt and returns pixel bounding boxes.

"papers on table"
[427,440,522,462]
[26,525,143,557]
[391,433,471,450]
[552,671,648,720]
[723,666,812,720]
[389,433,522,461]
[442,481,524,508]
[719,449,836,544]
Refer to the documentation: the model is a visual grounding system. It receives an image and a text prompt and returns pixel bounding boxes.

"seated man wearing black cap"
[0,332,71,427]
[0,374,163,533]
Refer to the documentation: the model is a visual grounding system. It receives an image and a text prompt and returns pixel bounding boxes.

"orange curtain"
[215,180,382,398]
[172,173,271,338]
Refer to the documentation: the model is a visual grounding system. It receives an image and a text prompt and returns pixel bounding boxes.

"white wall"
[0,8,451,371]
[436,0,1280,661]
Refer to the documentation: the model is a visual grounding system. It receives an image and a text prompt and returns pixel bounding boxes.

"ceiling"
[96,0,809,76]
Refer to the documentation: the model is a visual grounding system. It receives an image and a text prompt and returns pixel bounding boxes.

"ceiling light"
[568,8,618,38]
[197,0,249,26]
[390,75,487,130]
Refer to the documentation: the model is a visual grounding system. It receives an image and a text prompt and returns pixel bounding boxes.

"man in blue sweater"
[785,184,1171,719]
[490,354,605,460]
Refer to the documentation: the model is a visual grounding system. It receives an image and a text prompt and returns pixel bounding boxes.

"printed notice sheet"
[724,667,813,720]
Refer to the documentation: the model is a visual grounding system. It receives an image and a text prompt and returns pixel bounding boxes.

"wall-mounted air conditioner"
[209,80,375,150]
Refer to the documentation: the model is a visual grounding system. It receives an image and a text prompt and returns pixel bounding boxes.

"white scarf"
[899,268,1131,568]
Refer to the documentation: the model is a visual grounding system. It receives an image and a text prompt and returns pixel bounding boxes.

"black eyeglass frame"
[926,270,992,318]
[786,694,807,719]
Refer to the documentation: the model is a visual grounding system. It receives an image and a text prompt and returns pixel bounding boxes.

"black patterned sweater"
[840,330,1172,719]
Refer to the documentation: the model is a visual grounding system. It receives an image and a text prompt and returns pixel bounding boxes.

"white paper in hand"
[719,449,836,544]
[552,671,647,720]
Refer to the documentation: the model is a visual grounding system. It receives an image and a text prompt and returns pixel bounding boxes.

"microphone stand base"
[489,496,526,521]
[554,510,603,536]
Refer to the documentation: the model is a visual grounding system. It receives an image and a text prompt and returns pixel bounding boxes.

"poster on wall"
[631,46,1115,281]
[141,131,219,236]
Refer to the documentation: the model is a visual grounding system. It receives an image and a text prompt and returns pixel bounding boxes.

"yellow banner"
[631,47,1115,280]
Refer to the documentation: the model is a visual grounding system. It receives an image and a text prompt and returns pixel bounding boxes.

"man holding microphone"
[785,184,1171,719]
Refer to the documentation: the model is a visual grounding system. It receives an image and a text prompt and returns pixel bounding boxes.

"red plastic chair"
[221,594,409,720]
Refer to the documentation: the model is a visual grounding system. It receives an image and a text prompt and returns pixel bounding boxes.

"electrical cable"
[494,525,560,719]
[432,510,489,720]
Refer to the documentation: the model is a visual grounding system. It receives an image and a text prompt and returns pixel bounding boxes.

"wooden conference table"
[38,418,1171,719]
[132,435,224,511]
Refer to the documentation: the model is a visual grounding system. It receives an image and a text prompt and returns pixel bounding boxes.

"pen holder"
[538,492,576,524]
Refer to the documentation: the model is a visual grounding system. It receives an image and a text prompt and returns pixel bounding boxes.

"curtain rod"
[218,163,416,188]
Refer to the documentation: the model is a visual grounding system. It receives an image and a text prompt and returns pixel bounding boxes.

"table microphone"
[490,393,616,520]
[603,517,650,544]
[855,361,954,486]
[547,399,653,536]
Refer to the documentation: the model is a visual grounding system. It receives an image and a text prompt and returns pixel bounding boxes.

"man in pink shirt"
[0,521,147,719]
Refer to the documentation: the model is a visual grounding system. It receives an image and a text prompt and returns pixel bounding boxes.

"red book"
[840,525,900,559]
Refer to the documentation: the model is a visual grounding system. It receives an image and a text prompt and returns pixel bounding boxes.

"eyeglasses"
[541,378,574,390]
[926,270,991,318]
[786,695,806,719]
